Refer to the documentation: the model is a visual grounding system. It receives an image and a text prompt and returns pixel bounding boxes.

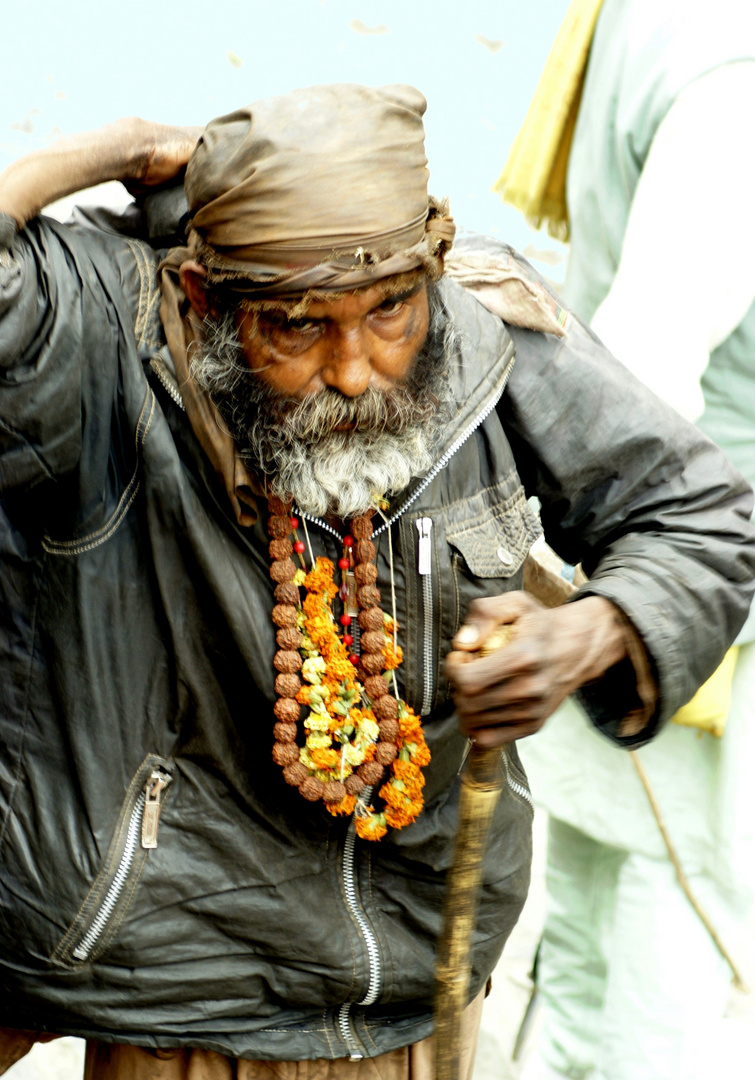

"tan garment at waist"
[0,991,484,1080]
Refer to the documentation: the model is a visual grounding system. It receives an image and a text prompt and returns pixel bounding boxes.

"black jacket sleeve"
[500,314,755,744]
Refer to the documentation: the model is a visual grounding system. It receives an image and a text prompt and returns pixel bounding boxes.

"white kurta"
[520,8,755,1078]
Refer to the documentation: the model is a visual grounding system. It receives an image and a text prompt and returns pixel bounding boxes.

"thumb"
[452,592,536,652]
[453,617,500,652]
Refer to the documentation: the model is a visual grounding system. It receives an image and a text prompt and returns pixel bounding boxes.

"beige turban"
[182,82,455,294]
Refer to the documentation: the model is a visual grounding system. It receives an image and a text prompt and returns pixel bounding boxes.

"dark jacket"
[0,213,752,1059]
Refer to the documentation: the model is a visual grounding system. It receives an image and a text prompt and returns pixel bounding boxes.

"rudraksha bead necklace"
[267,495,430,840]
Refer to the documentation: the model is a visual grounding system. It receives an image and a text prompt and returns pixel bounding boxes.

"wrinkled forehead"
[228,269,429,320]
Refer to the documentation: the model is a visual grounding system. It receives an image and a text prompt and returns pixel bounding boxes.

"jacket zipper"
[149,353,186,411]
[501,747,533,807]
[71,768,172,961]
[416,517,435,715]
[338,799,382,1060]
[298,356,516,1049]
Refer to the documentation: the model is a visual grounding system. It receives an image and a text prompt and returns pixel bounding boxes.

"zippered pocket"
[51,754,173,967]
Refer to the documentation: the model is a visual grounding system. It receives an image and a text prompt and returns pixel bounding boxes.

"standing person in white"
[506,2,755,1078]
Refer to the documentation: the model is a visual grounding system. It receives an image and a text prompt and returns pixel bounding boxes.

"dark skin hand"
[0,117,201,228]
[445,592,628,748]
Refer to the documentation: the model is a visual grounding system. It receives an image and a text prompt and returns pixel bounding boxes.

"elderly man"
[0,85,752,1079]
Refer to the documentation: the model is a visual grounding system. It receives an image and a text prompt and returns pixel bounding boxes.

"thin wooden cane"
[630,749,748,992]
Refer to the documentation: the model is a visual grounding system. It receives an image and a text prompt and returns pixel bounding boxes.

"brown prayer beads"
[269,500,409,823]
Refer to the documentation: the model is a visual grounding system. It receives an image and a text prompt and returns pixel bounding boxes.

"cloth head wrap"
[182,82,455,295]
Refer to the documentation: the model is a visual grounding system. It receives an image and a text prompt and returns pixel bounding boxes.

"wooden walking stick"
[434,741,507,1079]
[434,556,575,1079]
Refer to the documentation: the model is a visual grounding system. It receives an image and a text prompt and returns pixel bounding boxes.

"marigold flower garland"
[268,495,430,840]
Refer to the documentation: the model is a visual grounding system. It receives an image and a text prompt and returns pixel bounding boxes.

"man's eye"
[265,315,318,335]
[283,318,318,334]
[376,300,404,317]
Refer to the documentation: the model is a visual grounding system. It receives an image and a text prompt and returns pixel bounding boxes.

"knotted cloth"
[183,82,455,294]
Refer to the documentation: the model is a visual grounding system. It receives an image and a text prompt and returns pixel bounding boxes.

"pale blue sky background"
[1,0,568,264]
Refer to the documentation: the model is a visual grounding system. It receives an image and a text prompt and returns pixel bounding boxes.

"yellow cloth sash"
[671,648,738,738]
[492,0,605,241]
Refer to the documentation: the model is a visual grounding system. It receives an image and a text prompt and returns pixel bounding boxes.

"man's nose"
[322,326,372,397]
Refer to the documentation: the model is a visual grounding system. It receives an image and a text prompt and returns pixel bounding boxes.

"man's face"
[234,279,430,402]
[190,274,454,520]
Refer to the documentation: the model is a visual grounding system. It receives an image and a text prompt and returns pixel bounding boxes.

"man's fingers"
[446,640,540,694]
[466,721,544,748]
[452,591,542,652]
[452,674,551,719]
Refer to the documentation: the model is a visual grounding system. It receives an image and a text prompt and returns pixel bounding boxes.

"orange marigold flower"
[392,760,416,782]
[328,659,357,682]
[378,782,407,809]
[398,714,422,738]
[355,814,388,841]
[382,642,404,671]
[310,747,340,770]
[304,558,338,600]
[325,794,357,817]
[384,806,416,829]
[404,798,424,818]
[411,744,431,767]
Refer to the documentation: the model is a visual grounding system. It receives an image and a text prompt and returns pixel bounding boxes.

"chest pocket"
[395,476,541,719]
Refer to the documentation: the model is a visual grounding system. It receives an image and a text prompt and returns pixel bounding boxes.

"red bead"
[293,540,306,554]
[349,654,360,666]
[340,614,352,626]
[343,634,353,647]
[343,534,354,548]
[338,557,350,570]
[290,516,299,529]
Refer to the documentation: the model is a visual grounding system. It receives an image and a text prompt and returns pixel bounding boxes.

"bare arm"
[0,117,201,229]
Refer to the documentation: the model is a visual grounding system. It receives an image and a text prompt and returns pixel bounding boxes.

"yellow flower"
[359,717,380,743]
[304,714,331,732]
[302,656,326,684]
[343,744,367,767]
[306,732,332,750]
[293,569,307,587]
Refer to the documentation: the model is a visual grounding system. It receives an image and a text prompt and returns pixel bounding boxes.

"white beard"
[191,288,456,518]
[268,420,439,520]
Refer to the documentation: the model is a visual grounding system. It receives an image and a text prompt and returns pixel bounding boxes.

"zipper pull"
[141,770,169,850]
[416,517,433,575]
